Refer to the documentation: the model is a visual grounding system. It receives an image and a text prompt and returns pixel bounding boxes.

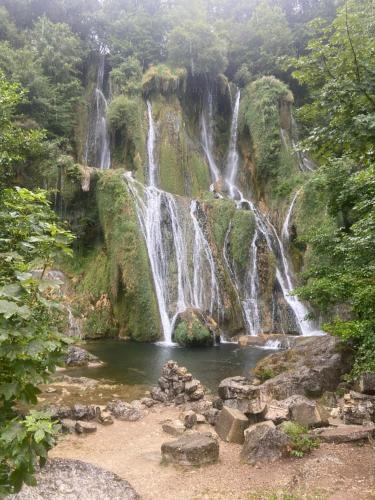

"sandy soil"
[51,406,375,500]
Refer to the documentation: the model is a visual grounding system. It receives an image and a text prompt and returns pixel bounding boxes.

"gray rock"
[196,414,206,424]
[61,419,77,434]
[212,398,224,410]
[45,404,99,422]
[65,346,101,367]
[75,421,97,434]
[241,421,291,464]
[264,400,289,424]
[98,411,114,426]
[6,458,139,499]
[106,401,143,421]
[283,395,327,428]
[184,379,199,394]
[216,406,249,444]
[205,408,220,426]
[181,410,197,429]
[218,376,255,400]
[162,419,185,436]
[341,392,375,425]
[311,423,375,443]
[141,397,156,408]
[257,336,353,400]
[359,372,375,395]
[161,432,219,466]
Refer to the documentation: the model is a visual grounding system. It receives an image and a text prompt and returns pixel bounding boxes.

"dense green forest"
[0,0,374,494]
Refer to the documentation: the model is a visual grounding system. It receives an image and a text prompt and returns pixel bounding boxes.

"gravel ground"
[50,406,375,500]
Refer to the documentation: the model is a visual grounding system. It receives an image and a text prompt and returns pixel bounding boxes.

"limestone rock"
[106,400,143,421]
[205,408,220,426]
[141,397,156,408]
[311,424,375,443]
[46,404,99,422]
[255,335,353,400]
[241,421,291,464]
[65,346,101,368]
[359,372,375,395]
[161,432,219,466]
[264,400,289,424]
[218,376,255,400]
[6,458,139,499]
[98,411,114,426]
[75,421,97,434]
[340,391,375,425]
[283,395,327,428]
[216,406,249,444]
[162,419,186,436]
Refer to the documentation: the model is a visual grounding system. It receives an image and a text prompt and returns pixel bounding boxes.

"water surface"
[66,341,274,392]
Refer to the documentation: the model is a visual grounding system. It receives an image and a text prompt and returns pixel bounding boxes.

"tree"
[289,0,375,164]
[168,20,228,79]
[0,73,74,495]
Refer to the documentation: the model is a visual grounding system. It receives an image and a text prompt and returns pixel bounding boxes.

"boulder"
[264,400,289,424]
[216,406,249,444]
[106,401,143,421]
[172,309,218,347]
[283,395,327,428]
[141,397,156,408]
[75,421,97,434]
[254,335,353,400]
[218,376,255,400]
[6,458,139,499]
[46,404,99,422]
[340,391,375,425]
[161,432,219,466]
[98,411,114,426]
[162,420,186,436]
[241,421,291,465]
[311,423,375,443]
[359,372,375,395]
[65,346,101,368]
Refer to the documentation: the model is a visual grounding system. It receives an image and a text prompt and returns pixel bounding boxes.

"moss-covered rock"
[96,170,161,341]
[173,309,217,347]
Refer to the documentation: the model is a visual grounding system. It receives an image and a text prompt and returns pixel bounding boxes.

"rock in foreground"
[216,406,249,444]
[7,458,139,500]
[241,421,291,465]
[161,432,219,466]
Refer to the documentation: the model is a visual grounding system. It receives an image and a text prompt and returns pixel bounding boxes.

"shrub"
[281,421,319,458]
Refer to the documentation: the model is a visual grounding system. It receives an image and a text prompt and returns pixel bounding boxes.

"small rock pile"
[150,360,205,404]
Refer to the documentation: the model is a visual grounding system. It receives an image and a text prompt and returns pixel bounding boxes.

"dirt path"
[51,406,375,500]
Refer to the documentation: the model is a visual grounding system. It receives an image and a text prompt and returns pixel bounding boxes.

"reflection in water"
[65,341,274,392]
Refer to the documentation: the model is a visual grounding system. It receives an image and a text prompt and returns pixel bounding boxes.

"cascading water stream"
[221,88,320,336]
[125,101,222,344]
[84,52,111,169]
[201,91,221,185]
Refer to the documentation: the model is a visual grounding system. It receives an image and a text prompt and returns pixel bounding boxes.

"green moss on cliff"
[230,210,256,273]
[96,170,161,341]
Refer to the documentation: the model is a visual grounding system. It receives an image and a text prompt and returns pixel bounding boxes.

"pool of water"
[65,341,275,393]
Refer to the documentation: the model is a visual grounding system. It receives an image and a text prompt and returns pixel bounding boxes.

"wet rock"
[172,309,219,347]
[216,406,249,444]
[161,432,219,466]
[283,395,328,428]
[358,372,375,395]
[6,458,139,499]
[241,421,291,464]
[162,419,185,436]
[181,410,197,429]
[311,424,375,443]
[65,346,101,368]
[106,400,143,421]
[75,421,97,434]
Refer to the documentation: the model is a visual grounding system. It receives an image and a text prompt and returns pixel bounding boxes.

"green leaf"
[0,300,31,319]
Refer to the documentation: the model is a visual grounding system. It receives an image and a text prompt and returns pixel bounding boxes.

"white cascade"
[84,52,111,169]
[125,101,221,344]
[201,91,221,184]
[222,88,320,336]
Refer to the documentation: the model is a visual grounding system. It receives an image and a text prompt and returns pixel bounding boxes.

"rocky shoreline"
[10,335,375,499]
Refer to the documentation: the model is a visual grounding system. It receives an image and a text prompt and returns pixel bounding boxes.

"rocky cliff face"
[62,69,323,343]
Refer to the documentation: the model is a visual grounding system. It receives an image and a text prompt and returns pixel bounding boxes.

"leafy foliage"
[281,421,319,458]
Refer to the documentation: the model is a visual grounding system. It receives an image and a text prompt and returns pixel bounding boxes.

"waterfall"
[201,91,221,184]
[84,52,111,169]
[225,89,241,199]
[221,88,321,336]
[125,101,222,344]
[282,190,300,243]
